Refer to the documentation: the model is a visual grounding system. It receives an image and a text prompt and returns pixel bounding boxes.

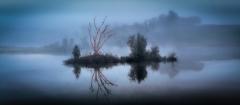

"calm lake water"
[0,54,240,104]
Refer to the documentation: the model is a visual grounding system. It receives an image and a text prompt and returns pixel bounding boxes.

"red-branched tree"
[88,17,113,55]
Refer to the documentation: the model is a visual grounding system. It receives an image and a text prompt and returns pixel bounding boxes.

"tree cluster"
[127,33,161,61]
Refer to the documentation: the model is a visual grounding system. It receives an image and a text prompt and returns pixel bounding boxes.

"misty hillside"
[109,11,240,47]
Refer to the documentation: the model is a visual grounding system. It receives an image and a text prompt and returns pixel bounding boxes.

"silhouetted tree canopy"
[127,33,161,61]
[72,45,80,60]
[127,33,147,60]
[148,46,160,60]
[167,52,177,62]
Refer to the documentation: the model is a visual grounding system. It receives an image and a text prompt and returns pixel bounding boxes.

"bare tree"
[88,17,113,55]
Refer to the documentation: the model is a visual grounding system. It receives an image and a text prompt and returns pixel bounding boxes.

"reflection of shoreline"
[65,60,204,99]
[158,61,204,78]
[65,60,204,82]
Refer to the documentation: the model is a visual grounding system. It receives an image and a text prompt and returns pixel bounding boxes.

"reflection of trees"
[128,62,160,83]
[158,61,204,78]
[167,62,178,78]
[128,62,178,80]
[89,67,116,98]
[73,64,81,79]
[148,62,178,78]
[67,59,203,96]
[150,62,160,71]
[129,63,147,83]
[128,63,144,83]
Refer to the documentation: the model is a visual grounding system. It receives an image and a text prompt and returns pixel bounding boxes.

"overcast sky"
[0,0,240,46]
[1,0,240,23]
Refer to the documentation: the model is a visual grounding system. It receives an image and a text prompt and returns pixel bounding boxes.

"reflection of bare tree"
[89,67,116,98]
[64,61,118,99]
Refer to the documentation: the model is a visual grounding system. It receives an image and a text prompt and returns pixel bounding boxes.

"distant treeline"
[0,46,68,54]
[110,11,240,47]
[0,38,76,54]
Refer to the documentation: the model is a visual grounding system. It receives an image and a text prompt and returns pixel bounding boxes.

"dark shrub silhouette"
[147,46,161,61]
[72,45,80,60]
[167,52,177,62]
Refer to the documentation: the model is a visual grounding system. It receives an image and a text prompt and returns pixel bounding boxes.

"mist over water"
[0,0,240,105]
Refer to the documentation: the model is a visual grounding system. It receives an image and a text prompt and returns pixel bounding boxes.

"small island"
[65,18,177,68]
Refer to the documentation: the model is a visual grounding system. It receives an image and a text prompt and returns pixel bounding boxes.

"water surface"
[0,54,240,104]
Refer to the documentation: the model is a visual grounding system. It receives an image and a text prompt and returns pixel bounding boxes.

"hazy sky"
[1,0,240,23]
[0,0,240,46]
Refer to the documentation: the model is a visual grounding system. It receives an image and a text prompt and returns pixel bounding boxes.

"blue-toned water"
[0,54,240,104]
